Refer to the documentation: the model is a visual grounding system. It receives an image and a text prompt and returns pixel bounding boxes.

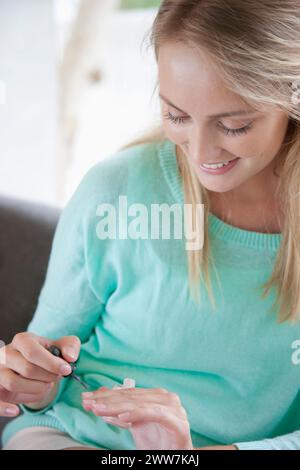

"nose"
[188,127,223,165]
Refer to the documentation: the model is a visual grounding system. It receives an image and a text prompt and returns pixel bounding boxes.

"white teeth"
[202,160,231,169]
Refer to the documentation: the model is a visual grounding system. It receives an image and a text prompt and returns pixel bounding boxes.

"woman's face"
[158,42,290,198]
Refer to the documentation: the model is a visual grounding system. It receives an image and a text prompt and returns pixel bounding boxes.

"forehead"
[158,42,250,112]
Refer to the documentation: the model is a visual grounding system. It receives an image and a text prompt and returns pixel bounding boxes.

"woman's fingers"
[0,333,81,410]
[81,386,188,439]
[82,391,133,429]
[82,389,178,412]
[0,389,50,416]
[0,387,53,404]
[101,416,132,429]
[0,369,53,395]
[87,400,185,422]
[4,349,60,383]
[0,400,20,417]
[85,399,136,416]
[11,333,72,376]
[81,387,193,450]
[82,387,184,420]
[56,336,81,363]
[82,388,182,419]
[82,387,168,400]
[84,394,178,413]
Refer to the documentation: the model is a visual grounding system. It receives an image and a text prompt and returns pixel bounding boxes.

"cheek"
[225,129,265,159]
[266,124,288,157]
[250,117,289,160]
[227,139,258,158]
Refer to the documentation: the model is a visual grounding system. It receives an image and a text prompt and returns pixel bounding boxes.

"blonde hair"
[118,0,300,324]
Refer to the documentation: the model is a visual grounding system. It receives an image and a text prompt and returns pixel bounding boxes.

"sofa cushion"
[0,194,60,440]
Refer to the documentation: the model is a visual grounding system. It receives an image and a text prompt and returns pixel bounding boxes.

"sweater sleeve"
[26,162,114,342]
[234,430,300,450]
[19,163,116,415]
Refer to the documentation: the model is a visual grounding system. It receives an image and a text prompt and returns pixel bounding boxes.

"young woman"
[1,0,300,450]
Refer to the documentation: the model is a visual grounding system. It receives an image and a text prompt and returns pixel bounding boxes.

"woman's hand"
[82,386,194,450]
[0,332,80,416]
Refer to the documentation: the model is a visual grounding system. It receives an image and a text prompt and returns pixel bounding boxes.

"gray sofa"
[0,194,60,441]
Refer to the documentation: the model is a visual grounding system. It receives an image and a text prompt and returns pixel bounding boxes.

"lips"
[199,157,240,175]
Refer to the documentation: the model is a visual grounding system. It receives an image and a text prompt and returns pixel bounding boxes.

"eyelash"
[163,111,252,137]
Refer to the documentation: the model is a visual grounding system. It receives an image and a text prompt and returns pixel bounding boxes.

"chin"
[195,173,238,193]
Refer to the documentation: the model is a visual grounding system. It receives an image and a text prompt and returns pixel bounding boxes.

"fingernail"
[82,399,96,405]
[118,412,131,421]
[5,407,18,416]
[65,347,77,361]
[93,403,107,410]
[60,363,72,375]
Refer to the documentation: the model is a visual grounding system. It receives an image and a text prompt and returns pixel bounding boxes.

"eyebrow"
[159,93,255,119]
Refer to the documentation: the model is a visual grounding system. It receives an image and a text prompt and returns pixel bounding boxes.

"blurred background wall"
[0,0,58,206]
[0,0,162,207]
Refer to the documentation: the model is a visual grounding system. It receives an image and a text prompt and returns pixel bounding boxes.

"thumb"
[55,336,81,363]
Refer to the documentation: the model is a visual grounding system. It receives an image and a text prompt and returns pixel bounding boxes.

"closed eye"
[163,111,253,137]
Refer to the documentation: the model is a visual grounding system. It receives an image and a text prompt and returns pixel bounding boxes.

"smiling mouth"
[200,157,239,168]
[197,157,241,174]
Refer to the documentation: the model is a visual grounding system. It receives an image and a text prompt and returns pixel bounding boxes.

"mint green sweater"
[2,139,300,450]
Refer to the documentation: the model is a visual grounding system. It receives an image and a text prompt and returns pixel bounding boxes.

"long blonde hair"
[118,0,300,324]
